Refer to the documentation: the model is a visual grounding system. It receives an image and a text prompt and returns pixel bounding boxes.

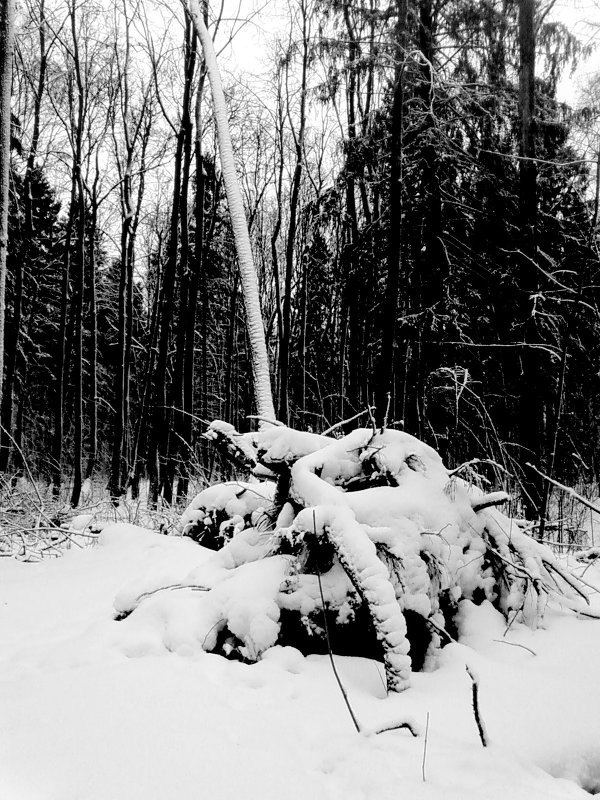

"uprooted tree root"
[117,421,598,694]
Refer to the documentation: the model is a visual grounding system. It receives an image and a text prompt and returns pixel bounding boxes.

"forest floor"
[1,519,600,799]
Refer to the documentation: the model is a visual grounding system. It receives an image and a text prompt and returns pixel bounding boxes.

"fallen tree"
[116,422,598,693]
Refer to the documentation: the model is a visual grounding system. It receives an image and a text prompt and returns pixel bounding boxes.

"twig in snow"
[447,457,513,478]
[492,639,536,656]
[547,561,600,595]
[426,616,458,644]
[485,542,536,581]
[202,619,226,650]
[372,663,388,695]
[246,415,284,427]
[540,539,587,550]
[580,558,598,578]
[115,584,210,620]
[526,463,600,516]
[465,665,489,747]
[381,392,391,433]
[576,608,600,620]
[472,493,510,512]
[312,512,416,733]
[367,400,377,434]
[133,583,209,607]
[422,712,430,781]
[543,560,591,603]
[321,407,376,437]
[313,510,361,734]
[374,720,418,737]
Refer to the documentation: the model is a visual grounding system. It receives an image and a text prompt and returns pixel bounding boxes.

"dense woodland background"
[3,0,600,519]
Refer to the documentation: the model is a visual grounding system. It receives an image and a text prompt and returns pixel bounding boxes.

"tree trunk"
[69,0,86,508]
[70,170,85,508]
[375,0,406,426]
[148,42,190,506]
[1,0,46,472]
[171,27,197,502]
[188,0,275,423]
[279,0,309,424]
[176,70,207,501]
[518,0,543,520]
[53,160,76,498]
[0,0,15,418]
[85,190,98,481]
[130,240,163,499]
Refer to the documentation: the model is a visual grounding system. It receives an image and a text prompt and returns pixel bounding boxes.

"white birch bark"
[0,0,15,410]
[187,0,276,423]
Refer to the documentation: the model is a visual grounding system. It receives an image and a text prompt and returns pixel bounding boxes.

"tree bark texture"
[0,0,15,414]
[188,0,276,423]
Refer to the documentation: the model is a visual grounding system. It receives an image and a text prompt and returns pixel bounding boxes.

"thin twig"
[448,457,513,478]
[422,712,430,782]
[381,392,391,433]
[492,639,536,656]
[465,665,489,747]
[503,606,522,637]
[246,415,284,427]
[133,583,210,607]
[541,539,587,550]
[426,616,458,644]
[576,608,600,620]
[374,720,418,737]
[548,561,600,594]
[544,560,591,603]
[367,402,377,435]
[472,494,510,512]
[313,510,361,734]
[526,463,600,516]
[321,406,376,436]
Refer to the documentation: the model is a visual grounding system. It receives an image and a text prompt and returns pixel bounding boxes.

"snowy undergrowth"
[0,476,182,561]
[1,522,600,799]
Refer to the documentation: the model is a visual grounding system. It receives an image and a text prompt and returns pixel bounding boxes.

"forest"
[4,2,600,798]
[0,0,598,523]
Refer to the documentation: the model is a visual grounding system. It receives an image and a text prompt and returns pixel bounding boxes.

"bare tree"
[0,0,15,413]
[518,0,543,520]
[187,0,276,423]
[376,0,407,425]
[278,0,310,425]
[109,0,153,501]
[0,0,48,472]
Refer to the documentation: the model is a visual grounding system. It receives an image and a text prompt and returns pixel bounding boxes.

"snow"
[1,523,600,799]
[179,480,276,539]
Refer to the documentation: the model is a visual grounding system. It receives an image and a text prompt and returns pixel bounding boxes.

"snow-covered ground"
[1,523,599,799]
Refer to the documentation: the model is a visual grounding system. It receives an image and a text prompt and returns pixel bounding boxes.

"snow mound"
[180,480,276,547]
[118,426,594,694]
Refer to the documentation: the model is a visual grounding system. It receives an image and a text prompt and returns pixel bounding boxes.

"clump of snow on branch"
[115,423,595,693]
[180,480,276,549]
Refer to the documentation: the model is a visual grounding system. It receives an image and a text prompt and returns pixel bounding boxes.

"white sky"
[553,0,600,101]
[217,0,600,105]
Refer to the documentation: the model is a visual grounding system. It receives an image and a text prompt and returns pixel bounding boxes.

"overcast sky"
[212,0,600,102]
[552,0,600,101]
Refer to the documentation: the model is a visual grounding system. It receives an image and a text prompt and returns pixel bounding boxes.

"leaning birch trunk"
[0,0,15,412]
[187,0,276,423]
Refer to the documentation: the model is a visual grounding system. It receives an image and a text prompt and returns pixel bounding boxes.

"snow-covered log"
[117,424,595,693]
